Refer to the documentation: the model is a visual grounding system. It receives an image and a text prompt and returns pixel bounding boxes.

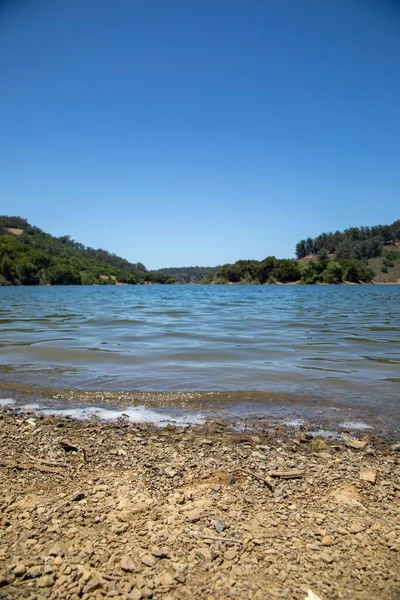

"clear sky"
[0,0,399,269]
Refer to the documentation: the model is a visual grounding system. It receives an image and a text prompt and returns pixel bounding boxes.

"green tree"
[322,261,343,284]
[48,265,81,285]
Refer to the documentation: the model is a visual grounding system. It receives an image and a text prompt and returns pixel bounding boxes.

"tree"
[48,265,81,285]
[322,261,343,284]
[318,248,329,261]
[295,240,306,259]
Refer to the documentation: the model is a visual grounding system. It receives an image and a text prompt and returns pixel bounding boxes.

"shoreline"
[1,411,399,599]
[1,389,399,442]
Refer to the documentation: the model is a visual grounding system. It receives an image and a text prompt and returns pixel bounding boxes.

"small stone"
[159,571,174,586]
[49,543,63,557]
[349,522,365,534]
[141,587,153,598]
[27,566,42,579]
[128,590,142,600]
[195,548,212,562]
[151,547,169,558]
[321,536,334,547]
[164,467,176,478]
[53,556,63,566]
[359,468,377,484]
[391,443,400,451]
[320,552,334,564]
[172,562,187,573]
[311,439,328,450]
[214,519,225,533]
[83,576,104,594]
[224,549,237,561]
[121,556,141,573]
[71,492,85,502]
[13,563,26,577]
[141,555,156,568]
[347,440,368,449]
[37,575,55,588]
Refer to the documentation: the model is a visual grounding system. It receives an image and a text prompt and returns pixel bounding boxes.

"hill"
[0,216,175,286]
[295,219,400,260]
[206,219,400,285]
[155,266,220,283]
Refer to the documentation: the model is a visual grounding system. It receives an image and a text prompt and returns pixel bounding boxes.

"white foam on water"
[0,398,16,407]
[26,404,205,426]
[308,428,339,439]
[338,421,373,430]
[283,418,305,428]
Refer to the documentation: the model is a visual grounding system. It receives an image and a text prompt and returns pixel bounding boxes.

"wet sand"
[0,410,399,600]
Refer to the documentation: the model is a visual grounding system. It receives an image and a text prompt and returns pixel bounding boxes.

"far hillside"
[205,219,400,285]
[0,216,175,286]
[155,266,220,283]
[295,220,400,260]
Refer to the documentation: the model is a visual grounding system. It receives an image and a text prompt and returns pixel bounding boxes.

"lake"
[0,284,399,432]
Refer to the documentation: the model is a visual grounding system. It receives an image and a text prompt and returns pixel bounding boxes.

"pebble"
[83,575,104,594]
[359,468,377,484]
[224,549,237,561]
[214,519,226,533]
[141,555,156,568]
[320,552,334,564]
[37,575,55,588]
[349,522,365,534]
[121,556,140,573]
[321,536,334,547]
[13,563,26,577]
[159,571,174,586]
[48,543,63,557]
[151,547,169,558]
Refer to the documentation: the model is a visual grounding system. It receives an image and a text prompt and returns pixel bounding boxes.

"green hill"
[206,219,400,285]
[0,216,175,286]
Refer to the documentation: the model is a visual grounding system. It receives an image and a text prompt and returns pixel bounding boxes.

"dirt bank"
[0,411,399,600]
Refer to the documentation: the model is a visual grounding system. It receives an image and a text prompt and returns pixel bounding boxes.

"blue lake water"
[0,285,399,431]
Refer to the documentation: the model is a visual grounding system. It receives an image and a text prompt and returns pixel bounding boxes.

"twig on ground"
[0,459,66,475]
[25,452,67,468]
[269,470,304,479]
[238,469,274,491]
[197,535,242,545]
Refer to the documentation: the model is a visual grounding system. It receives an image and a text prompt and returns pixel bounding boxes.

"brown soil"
[0,412,399,600]
[5,228,23,236]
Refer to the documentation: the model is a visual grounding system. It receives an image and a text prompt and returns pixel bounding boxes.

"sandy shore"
[0,411,399,600]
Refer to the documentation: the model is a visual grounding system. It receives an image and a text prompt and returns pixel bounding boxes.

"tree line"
[156,266,220,283]
[205,256,375,285]
[295,219,400,260]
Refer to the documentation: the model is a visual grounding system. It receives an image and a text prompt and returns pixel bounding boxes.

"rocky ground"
[0,411,399,600]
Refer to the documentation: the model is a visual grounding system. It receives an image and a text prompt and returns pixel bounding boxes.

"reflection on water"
[0,285,399,425]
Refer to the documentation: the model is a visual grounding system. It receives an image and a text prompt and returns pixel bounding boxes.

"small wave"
[0,398,16,407]
[338,421,373,430]
[283,418,305,427]
[3,402,204,426]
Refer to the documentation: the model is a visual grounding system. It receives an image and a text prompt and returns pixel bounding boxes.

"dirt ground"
[0,410,399,600]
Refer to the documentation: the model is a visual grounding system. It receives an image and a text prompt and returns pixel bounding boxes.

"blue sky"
[0,0,399,269]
